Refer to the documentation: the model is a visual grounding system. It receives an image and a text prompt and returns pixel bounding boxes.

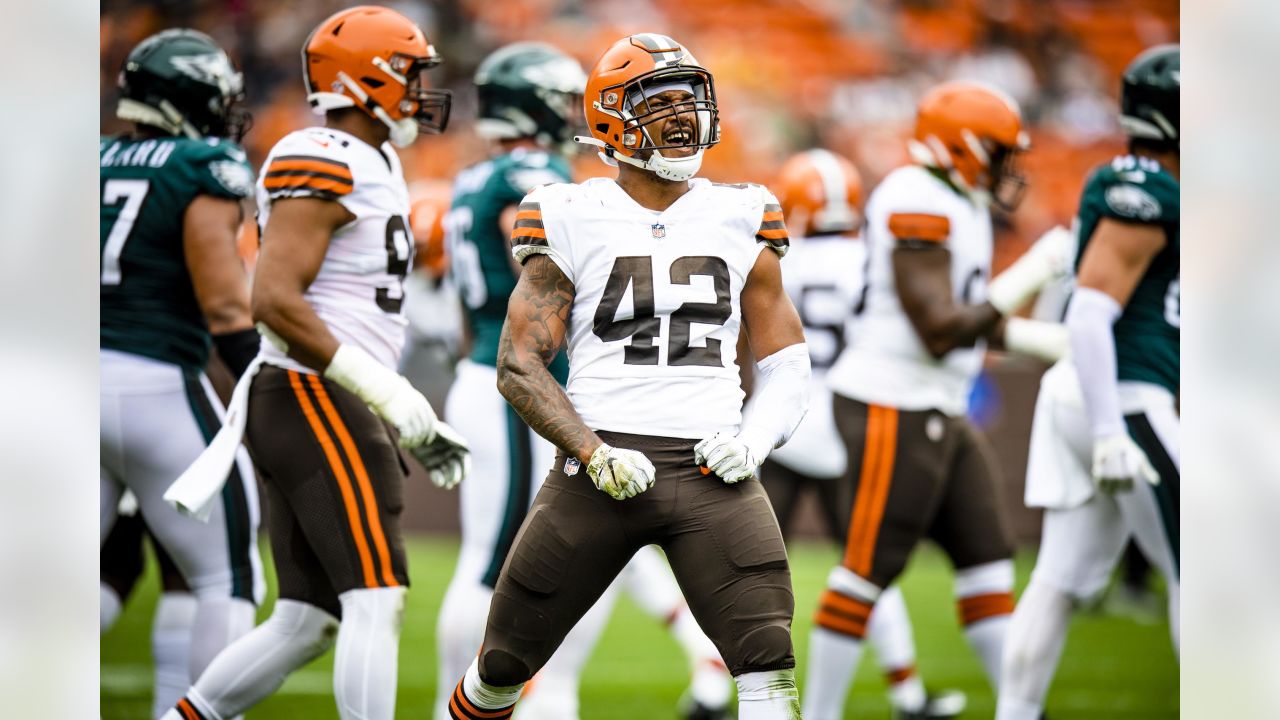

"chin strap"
[333,70,418,148]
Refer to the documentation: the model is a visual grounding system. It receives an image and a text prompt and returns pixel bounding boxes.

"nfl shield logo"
[651,223,666,239]
[564,457,581,476]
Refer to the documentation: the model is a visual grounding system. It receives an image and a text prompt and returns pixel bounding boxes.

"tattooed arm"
[497,254,603,463]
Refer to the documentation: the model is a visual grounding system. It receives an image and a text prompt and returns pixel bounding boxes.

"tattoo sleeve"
[497,254,603,463]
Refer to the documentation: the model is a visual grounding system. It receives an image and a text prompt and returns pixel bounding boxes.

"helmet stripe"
[805,149,850,217]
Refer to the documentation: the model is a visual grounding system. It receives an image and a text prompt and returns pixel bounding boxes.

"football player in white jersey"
[802,82,1073,720]
[445,34,810,720]
[768,149,964,720]
[434,42,732,720]
[161,8,468,720]
[997,45,1180,720]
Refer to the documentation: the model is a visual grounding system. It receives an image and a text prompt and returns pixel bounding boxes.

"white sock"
[735,669,801,720]
[955,560,1016,689]
[101,583,123,634]
[865,584,925,712]
[182,599,338,719]
[517,582,618,720]
[433,578,493,720]
[334,587,406,720]
[995,578,1073,720]
[152,592,197,717]
[801,627,864,720]
[457,657,523,714]
[189,595,256,681]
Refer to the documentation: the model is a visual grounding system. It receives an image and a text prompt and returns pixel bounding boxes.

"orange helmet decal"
[775,149,864,236]
[303,6,451,147]
[908,81,1030,208]
[577,34,720,181]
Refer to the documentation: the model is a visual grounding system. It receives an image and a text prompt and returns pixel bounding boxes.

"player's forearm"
[1066,286,1125,438]
[496,333,602,463]
[912,302,1002,359]
[251,288,340,371]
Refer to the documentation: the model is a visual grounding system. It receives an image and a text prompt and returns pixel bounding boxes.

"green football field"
[101,537,1177,719]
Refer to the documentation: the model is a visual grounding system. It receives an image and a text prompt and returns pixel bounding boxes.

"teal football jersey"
[100,135,254,369]
[446,148,571,382]
[1075,154,1179,394]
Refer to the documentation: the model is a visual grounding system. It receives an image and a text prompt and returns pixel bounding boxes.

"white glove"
[987,225,1076,315]
[694,432,766,484]
[407,420,470,490]
[1092,433,1160,493]
[587,443,656,500]
[324,344,437,447]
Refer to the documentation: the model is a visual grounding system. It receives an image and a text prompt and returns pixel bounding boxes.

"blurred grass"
[101,536,1177,719]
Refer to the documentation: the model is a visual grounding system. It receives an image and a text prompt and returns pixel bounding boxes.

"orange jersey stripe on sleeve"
[887,212,950,244]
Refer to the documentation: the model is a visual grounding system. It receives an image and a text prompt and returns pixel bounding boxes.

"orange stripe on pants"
[288,370,379,588]
[307,374,400,588]
[843,404,899,577]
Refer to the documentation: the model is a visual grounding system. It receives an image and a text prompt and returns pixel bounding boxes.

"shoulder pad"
[262,129,356,202]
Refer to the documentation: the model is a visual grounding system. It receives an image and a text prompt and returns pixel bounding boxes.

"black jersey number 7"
[593,255,731,367]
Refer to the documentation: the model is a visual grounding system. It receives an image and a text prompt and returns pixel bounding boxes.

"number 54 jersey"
[255,127,414,372]
[512,178,789,439]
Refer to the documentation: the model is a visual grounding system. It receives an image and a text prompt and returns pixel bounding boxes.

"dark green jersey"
[447,148,571,382]
[1076,153,1180,394]
[100,135,254,369]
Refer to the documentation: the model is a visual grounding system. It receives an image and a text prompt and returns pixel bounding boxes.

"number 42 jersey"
[512,178,789,440]
[255,127,414,373]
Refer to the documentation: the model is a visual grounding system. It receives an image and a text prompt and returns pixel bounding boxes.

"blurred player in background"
[100,28,264,714]
[446,34,810,720]
[803,82,1074,720]
[162,8,468,720]
[768,149,964,719]
[997,44,1180,720]
[435,41,731,720]
[401,181,464,412]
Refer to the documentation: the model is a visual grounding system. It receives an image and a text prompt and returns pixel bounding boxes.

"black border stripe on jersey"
[510,234,549,249]
[763,203,783,213]
[1125,412,1180,575]
[518,201,541,213]
[264,169,354,186]
[758,219,786,232]
[513,217,545,230]
[481,406,534,588]
[272,154,351,171]
[181,369,255,601]
[268,188,345,202]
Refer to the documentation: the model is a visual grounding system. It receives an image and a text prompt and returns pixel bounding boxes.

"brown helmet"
[908,81,1029,209]
[775,149,865,236]
[303,6,451,147]
[577,34,719,181]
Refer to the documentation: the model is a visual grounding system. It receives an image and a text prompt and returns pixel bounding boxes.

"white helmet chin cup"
[388,117,419,148]
[646,148,704,182]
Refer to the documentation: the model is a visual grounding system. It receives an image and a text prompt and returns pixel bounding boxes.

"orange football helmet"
[303,6,451,147]
[775,149,864,236]
[908,81,1029,209]
[577,34,719,181]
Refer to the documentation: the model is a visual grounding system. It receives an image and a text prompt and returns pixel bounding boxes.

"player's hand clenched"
[409,420,470,490]
[324,344,438,446]
[587,443,656,500]
[1091,433,1159,493]
[694,432,764,484]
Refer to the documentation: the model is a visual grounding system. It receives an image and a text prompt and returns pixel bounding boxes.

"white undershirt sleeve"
[1065,286,1125,438]
[737,342,811,460]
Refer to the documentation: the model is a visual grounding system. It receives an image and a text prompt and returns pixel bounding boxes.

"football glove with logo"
[324,344,438,447]
[587,443,656,500]
[1092,432,1159,493]
[694,431,769,485]
[408,420,469,490]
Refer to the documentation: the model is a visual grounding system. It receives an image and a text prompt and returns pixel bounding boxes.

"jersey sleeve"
[1089,160,1177,226]
[886,211,951,248]
[260,131,356,204]
[190,139,255,200]
[753,185,790,257]
[510,185,574,283]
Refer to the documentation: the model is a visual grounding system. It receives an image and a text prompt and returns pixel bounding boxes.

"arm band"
[1065,287,1125,438]
[738,343,812,460]
[1003,318,1071,364]
[212,327,261,379]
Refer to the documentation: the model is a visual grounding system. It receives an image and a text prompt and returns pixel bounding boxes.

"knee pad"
[338,586,407,634]
[479,648,533,687]
[269,599,340,656]
[727,583,795,673]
